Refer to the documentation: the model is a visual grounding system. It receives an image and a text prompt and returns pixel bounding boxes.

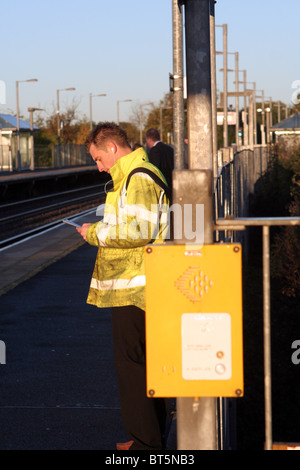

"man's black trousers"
[111,305,168,450]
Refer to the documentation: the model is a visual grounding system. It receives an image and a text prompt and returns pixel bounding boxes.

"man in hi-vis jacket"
[77,122,170,450]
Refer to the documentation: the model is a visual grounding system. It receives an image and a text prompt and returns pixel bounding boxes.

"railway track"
[0,184,107,247]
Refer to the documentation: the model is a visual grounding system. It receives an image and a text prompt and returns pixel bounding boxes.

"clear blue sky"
[1,0,299,125]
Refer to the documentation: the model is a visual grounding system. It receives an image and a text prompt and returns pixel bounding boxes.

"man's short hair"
[145,128,160,142]
[85,122,130,151]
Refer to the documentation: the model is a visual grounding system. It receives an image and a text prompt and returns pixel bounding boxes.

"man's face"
[89,143,115,173]
[145,137,153,149]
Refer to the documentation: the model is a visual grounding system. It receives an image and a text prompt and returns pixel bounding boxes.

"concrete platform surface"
[0,215,176,450]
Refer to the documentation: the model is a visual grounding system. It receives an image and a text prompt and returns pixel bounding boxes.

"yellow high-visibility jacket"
[85,147,170,311]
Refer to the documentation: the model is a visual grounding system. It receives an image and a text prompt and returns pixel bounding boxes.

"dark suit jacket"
[148,142,174,195]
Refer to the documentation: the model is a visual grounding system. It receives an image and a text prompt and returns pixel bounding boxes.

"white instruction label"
[181,313,232,380]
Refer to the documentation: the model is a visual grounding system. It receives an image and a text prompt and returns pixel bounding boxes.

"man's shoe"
[116,440,134,450]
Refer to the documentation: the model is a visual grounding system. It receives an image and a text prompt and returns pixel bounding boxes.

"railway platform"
[0,210,178,450]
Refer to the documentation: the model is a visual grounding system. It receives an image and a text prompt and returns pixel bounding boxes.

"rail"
[215,216,300,450]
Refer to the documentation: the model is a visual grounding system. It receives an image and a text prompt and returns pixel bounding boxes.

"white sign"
[181,313,232,380]
[217,112,237,126]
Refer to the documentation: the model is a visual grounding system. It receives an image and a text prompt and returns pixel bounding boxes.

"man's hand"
[77,223,92,241]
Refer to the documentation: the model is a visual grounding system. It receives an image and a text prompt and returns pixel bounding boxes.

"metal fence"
[215,145,270,252]
[51,144,93,168]
[214,144,300,450]
[215,145,270,222]
[0,143,93,172]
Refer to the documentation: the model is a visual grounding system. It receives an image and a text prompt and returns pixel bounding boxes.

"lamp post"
[242,72,249,146]
[28,107,44,171]
[256,89,265,144]
[16,78,38,170]
[89,93,107,130]
[116,99,132,125]
[234,75,256,146]
[257,105,271,145]
[56,87,75,167]
[229,52,239,145]
[244,81,257,145]
[219,66,234,145]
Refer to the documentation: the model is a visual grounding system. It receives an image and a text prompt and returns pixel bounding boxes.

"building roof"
[271,113,300,130]
[0,113,39,131]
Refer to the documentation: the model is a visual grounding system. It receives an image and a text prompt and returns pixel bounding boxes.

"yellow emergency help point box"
[144,244,244,398]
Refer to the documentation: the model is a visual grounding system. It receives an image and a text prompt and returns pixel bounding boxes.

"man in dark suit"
[145,128,174,199]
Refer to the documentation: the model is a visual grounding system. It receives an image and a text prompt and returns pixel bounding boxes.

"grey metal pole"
[269,97,273,128]
[266,107,270,145]
[243,71,248,146]
[185,1,213,171]
[248,91,254,150]
[223,24,228,148]
[234,52,239,146]
[28,107,43,171]
[29,109,34,171]
[16,78,38,170]
[176,0,217,451]
[57,89,61,168]
[172,0,185,170]
[90,93,107,129]
[16,81,20,170]
[261,90,265,145]
[57,89,60,146]
[210,0,218,181]
[117,99,132,127]
[253,82,257,145]
[263,225,273,450]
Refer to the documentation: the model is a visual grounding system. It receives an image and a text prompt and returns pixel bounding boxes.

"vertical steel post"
[248,91,254,150]
[261,90,266,145]
[262,225,272,450]
[185,0,213,172]
[16,81,21,170]
[28,109,35,171]
[57,89,62,168]
[175,0,217,451]
[172,0,185,170]
[243,71,248,147]
[223,24,228,148]
[253,82,257,145]
[234,52,239,146]
[210,0,218,182]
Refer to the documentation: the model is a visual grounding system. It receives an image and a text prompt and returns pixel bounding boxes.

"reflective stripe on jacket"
[85,147,170,311]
